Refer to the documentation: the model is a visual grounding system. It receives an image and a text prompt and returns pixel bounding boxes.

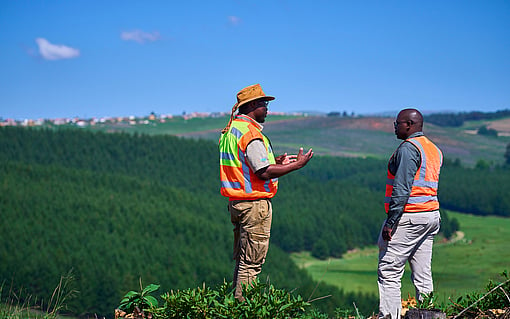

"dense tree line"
[439,162,510,216]
[0,161,230,315]
[0,127,380,317]
[506,143,510,165]
[273,156,386,258]
[0,161,377,317]
[425,109,510,127]
[2,126,507,317]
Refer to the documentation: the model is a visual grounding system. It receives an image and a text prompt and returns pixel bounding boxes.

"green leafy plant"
[152,279,313,319]
[448,270,510,318]
[119,280,160,315]
[416,292,439,310]
[155,282,218,318]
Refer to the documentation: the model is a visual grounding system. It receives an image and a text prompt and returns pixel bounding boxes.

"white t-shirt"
[245,139,270,173]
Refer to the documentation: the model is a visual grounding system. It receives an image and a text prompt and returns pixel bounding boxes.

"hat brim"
[236,95,275,109]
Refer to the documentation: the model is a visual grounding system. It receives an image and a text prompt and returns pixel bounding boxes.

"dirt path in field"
[442,231,465,244]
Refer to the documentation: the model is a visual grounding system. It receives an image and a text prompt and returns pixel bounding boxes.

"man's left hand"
[275,153,297,165]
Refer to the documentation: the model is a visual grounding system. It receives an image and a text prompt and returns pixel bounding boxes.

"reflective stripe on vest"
[219,115,278,199]
[384,136,442,213]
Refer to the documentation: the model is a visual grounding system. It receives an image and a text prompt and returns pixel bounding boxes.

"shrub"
[447,270,510,317]
[134,280,315,319]
[118,281,160,315]
[477,125,498,137]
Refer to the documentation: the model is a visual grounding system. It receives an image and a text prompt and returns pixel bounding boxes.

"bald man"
[378,109,444,319]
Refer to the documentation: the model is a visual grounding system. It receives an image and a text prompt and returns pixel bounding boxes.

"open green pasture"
[291,211,510,304]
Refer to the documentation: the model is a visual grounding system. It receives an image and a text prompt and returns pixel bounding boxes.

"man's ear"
[239,102,253,115]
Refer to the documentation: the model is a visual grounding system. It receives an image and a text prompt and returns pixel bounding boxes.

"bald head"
[399,108,423,128]
[394,108,424,139]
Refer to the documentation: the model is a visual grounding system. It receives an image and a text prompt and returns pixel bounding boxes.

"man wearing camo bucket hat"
[219,83,314,301]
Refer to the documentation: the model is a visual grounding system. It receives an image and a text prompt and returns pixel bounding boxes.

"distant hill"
[124,114,509,167]
[61,112,509,167]
[15,110,510,167]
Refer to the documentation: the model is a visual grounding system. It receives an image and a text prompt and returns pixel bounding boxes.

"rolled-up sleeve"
[245,139,270,173]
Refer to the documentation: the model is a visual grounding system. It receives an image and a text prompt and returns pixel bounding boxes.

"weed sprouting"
[0,271,77,319]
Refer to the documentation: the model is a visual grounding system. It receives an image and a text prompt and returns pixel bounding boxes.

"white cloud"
[35,38,80,61]
[228,16,241,26]
[120,30,160,44]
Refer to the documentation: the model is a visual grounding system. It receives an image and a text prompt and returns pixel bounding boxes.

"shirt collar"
[236,114,264,130]
[409,131,424,138]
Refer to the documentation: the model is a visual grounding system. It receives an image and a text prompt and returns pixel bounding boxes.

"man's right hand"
[296,148,313,167]
[382,225,393,241]
[256,148,313,180]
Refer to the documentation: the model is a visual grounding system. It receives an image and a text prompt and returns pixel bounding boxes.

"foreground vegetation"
[116,273,510,318]
[2,272,509,318]
[0,272,77,319]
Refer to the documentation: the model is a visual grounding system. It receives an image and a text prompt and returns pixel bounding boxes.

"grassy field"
[291,211,510,305]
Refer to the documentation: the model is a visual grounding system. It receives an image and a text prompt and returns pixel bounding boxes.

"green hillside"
[0,127,381,317]
[1,117,509,318]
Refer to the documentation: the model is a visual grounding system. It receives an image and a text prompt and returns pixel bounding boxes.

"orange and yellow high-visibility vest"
[385,135,443,213]
[219,115,278,200]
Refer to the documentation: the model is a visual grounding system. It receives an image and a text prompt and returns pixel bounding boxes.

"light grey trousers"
[377,210,441,319]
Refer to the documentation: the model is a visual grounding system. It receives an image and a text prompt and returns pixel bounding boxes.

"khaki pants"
[377,210,441,319]
[229,198,272,301]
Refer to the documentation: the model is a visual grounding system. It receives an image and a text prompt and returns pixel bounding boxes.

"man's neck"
[406,131,424,139]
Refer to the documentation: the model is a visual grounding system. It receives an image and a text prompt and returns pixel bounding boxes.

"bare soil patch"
[487,118,510,133]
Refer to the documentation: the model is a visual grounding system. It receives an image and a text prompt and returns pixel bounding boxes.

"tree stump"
[404,309,446,319]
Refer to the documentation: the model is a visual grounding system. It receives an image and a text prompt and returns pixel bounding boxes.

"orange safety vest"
[385,135,443,213]
[219,115,278,200]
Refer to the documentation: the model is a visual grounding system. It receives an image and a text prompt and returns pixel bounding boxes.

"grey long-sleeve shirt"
[385,132,424,229]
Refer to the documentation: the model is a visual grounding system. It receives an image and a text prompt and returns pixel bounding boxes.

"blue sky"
[1,1,509,120]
